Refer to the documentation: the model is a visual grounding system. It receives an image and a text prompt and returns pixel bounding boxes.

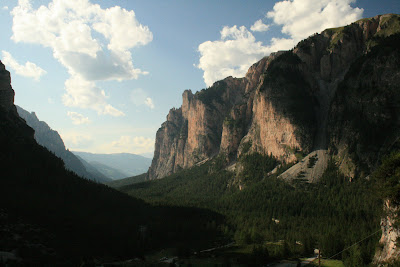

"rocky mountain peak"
[148,14,400,181]
[0,60,15,112]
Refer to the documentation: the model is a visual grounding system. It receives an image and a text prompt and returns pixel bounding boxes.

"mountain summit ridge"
[144,13,400,264]
[147,14,400,181]
[0,60,14,112]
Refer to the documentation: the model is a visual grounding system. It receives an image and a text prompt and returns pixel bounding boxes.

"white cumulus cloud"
[62,75,125,116]
[267,0,363,43]
[130,88,155,109]
[10,0,153,115]
[67,111,91,125]
[2,50,47,81]
[197,0,363,86]
[101,135,154,154]
[197,26,271,87]
[250,19,270,32]
[2,6,8,10]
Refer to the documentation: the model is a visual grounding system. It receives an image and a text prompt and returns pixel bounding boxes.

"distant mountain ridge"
[16,106,151,181]
[0,60,220,264]
[16,105,111,183]
[72,151,152,179]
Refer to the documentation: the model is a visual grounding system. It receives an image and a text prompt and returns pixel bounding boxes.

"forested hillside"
[121,153,382,265]
[0,109,223,264]
[0,60,222,265]
[2,11,400,266]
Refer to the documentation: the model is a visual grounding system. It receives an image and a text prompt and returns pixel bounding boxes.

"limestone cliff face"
[240,52,317,162]
[374,200,400,265]
[148,14,400,180]
[148,52,293,179]
[328,14,400,177]
[148,77,248,179]
[244,13,400,176]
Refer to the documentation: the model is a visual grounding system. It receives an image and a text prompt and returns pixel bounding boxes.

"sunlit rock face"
[148,14,400,180]
[374,199,400,265]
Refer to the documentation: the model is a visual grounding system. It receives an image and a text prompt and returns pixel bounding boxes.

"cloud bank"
[197,0,363,86]
[11,0,153,116]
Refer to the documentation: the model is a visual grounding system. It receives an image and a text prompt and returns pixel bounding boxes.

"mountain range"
[16,105,112,183]
[15,106,152,181]
[0,59,221,265]
[1,13,400,266]
[148,14,400,183]
[72,151,152,179]
[140,13,400,264]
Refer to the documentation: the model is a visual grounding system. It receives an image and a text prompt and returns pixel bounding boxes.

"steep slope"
[122,152,380,265]
[107,173,147,188]
[74,154,113,180]
[370,152,400,265]
[87,161,129,180]
[0,61,14,112]
[148,52,283,179]
[375,199,400,264]
[16,106,111,183]
[148,14,400,182]
[73,151,151,179]
[328,32,400,177]
[0,60,223,264]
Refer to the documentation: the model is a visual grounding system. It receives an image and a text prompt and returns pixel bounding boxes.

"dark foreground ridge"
[0,60,224,265]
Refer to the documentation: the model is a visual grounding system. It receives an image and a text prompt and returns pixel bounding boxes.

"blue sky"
[0,0,399,157]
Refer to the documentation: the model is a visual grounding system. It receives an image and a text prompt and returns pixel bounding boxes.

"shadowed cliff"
[148,14,400,182]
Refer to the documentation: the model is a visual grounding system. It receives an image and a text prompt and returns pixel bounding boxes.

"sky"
[0,0,399,158]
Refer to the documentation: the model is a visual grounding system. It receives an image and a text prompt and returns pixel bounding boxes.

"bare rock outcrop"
[279,14,400,181]
[374,200,400,265]
[0,61,34,144]
[148,14,400,181]
[328,14,400,177]
[148,77,248,179]
[0,60,15,112]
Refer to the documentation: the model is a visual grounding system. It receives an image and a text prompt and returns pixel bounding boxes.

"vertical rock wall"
[147,14,400,180]
[374,200,400,264]
[0,60,15,112]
